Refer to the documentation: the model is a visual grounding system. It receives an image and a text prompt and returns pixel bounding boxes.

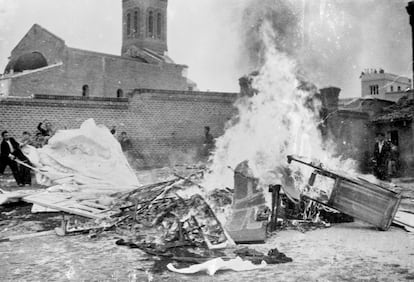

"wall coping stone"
[133,88,239,98]
[1,96,128,109]
[69,47,188,69]
[33,94,129,103]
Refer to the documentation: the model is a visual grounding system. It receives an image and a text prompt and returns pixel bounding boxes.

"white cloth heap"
[23,119,140,194]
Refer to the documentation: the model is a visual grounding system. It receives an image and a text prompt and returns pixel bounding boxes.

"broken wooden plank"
[0,189,45,205]
[23,192,117,219]
[394,210,414,232]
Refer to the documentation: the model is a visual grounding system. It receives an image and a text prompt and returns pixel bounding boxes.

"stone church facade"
[0,0,195,98]
[0,0,237,169]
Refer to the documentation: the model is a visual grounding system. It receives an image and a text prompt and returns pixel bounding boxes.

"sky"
[0,0,412,97]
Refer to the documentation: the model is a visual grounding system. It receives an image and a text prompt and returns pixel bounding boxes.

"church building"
[0,0,196,98]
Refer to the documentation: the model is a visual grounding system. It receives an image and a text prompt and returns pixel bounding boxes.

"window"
[82,85,89,97]
[389,130,399,146]
[127,13,131,36]
[390,86,394,92]
[117,89,123,98]
[398,86,401,91]
[370,85,379,95]
[134,10,139,35]
[157,13,162,39]
[148,11,154,38]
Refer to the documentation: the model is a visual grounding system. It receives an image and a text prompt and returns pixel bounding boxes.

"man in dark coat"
[373,132,391,181]
[202,126,215,157]
[0,131,31,186]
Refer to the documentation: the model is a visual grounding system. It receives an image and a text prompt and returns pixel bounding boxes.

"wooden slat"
[0,189,46,205]
[23,192,116,219]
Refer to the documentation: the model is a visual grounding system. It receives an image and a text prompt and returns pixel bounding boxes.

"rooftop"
[371,97,414,123]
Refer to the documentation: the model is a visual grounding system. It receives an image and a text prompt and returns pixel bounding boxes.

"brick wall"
[0,89,237,168]
[7,48,190,98]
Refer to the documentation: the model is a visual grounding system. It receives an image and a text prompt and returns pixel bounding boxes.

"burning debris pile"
[1,117,413,277]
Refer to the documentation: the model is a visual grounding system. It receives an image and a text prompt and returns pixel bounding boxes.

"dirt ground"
[1,174,414,281]
[0,217,413,281]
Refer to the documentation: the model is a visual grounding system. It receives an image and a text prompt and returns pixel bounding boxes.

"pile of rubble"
[0,166,295,275]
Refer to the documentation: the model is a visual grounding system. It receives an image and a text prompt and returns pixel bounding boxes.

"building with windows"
[360,69,411,102]
[0,0,196,98]
[122,0,167,57]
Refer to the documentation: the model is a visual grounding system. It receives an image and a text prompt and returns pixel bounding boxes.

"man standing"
[373,132,391,181]
[0,131,30,186]
[202,126,215,158]
[119,131,132,152]
[21,131,35,147]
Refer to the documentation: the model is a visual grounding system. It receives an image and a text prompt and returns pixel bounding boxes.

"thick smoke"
[238,0,302,70]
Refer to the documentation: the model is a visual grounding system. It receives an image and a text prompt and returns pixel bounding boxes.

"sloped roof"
[371,98,414,123]
[11,24,65,54]
[339,97,394,112]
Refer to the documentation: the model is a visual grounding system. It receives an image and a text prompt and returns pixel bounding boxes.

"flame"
[202,21,357,200]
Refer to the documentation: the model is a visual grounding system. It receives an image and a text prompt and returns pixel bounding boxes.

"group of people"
[110,126,133,152]
[34,120,55,148]
[0,120,56,186]
[372,132,400,181]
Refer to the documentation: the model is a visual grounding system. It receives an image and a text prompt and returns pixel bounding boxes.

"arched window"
[157,13,162,39]
[134,10,139,36]
[82,85,89,97]
[148,11,154,38]
[117,89,123,98]
[4,52,48,73]
[127,13,131,36]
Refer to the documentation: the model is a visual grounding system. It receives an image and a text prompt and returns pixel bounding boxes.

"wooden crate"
[310,171,401,230]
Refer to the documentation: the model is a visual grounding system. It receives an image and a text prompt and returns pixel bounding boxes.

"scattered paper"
[167,256,267,276]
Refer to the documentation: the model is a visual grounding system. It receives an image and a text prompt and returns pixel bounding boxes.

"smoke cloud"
[169,0,410,96]
[233,0,411,96]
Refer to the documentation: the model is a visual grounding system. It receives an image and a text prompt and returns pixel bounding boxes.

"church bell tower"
[121,0,168,58]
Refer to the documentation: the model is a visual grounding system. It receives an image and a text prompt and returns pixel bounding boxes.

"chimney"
[320,87,340,112]
[238,76,253,97]
[238,71,259,97]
